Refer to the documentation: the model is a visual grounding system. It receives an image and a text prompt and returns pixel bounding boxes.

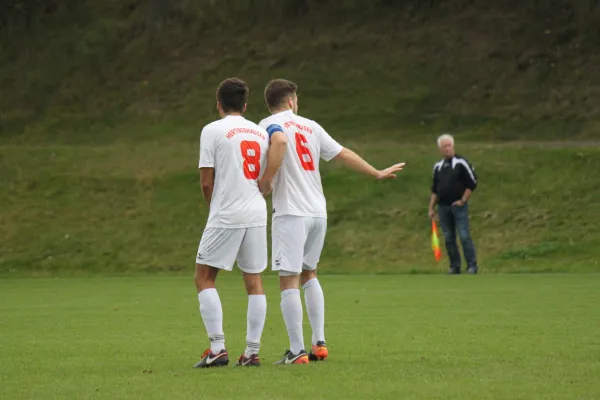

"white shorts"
[272,216,327,274]
[196,226,267,274]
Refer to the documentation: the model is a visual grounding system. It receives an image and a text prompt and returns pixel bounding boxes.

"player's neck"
[220,112,243,118]
[270,107,293,115]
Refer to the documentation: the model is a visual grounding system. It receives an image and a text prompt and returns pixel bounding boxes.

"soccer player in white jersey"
[257,79,406,364]
[193,78,270,368]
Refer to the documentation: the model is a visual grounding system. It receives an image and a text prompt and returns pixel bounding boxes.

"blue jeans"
[438,203,478,269]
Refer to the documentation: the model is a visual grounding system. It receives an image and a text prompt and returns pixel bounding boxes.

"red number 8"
[295,133,315,171]
[240,140,261,179]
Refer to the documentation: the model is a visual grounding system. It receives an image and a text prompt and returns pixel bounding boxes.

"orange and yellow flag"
[431,220,442,262]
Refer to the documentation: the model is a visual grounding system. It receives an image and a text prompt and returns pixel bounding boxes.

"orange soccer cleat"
[308,341,328,361]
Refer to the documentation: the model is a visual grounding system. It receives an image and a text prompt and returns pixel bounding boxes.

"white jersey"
[259,110,343,219]
[199,115,269,228]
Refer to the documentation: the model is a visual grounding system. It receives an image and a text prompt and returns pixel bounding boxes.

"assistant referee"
[428,134,479,274]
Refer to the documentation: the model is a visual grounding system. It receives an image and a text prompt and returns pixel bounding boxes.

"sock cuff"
[248,294,266,299]
[248,294,267,311]
[248,294,267,307]
[198,287,217,296]
[198,287,218,302]
[281,288,300,299]
[302,278,319,290]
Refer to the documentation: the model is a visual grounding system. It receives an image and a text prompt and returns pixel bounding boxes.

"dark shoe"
[448,267,461,275]
[467,266,478,274]
[273,349,309,365]
[236,353,260,367]
[193,348,229,368]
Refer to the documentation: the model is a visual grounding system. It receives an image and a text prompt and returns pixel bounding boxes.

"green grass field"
[1,274,599,399]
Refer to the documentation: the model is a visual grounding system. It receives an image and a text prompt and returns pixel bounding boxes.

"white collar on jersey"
[271,109,294,117]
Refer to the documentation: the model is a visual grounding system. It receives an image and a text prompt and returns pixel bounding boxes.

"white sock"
[245,294,266,357]
[197,288,225,353]
[303,278,325,345]
[280,288,304,354]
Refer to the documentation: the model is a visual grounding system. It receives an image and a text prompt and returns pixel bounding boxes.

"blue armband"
[266,124,284,138]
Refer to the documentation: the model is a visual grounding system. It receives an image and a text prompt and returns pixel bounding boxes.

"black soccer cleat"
[467,266,479,274]
[273,349,309,365]
[193,348,229,368]
[236,353,260,367]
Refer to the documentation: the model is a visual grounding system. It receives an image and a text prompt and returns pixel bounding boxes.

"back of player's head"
[264,79,298,110]
[216,78,249,113]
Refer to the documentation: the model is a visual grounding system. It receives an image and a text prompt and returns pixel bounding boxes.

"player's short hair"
[264,79,298,110]
[216,78,249,113]
[437,133,454,147]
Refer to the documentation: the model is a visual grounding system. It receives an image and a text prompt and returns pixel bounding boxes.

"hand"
[452,199,465,207]
[428,208,436,220]
[376,162,406,180]
[258,178,273,196]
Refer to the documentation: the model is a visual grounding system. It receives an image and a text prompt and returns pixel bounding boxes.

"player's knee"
[195,279,215,292]
[194,264,217,291]
[279,271,300,291]
[243,272,264,295]
[301,269,317,285]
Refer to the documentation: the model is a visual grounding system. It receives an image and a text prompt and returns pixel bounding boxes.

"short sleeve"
[315,122,343,161]
[199,127,216,168]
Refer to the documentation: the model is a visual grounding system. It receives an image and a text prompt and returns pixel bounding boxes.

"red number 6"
[295,133,315,171]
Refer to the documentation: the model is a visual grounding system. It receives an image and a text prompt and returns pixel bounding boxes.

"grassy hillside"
[1,1,600,275]
[1,139,599,275]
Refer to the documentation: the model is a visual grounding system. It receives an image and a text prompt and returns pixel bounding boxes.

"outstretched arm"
[333,148,405,179]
